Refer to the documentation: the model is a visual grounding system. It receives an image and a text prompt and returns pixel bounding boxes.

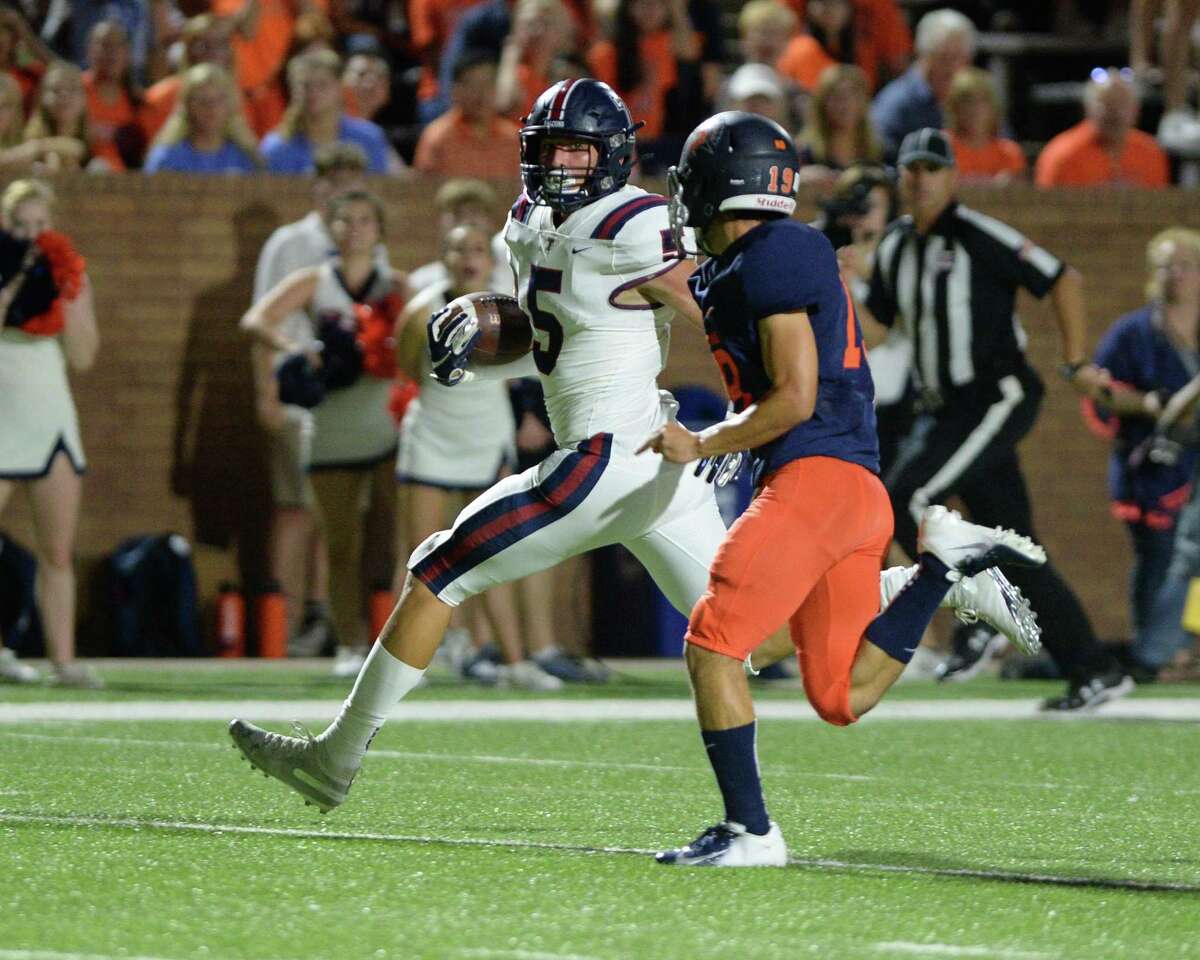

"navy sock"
[701,721,770,835]
[864,553,954,663]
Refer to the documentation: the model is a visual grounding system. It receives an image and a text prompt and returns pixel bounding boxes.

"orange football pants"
[685,456,894,726]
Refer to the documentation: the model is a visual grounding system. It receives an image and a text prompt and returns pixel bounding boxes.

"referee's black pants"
[884,369,1115,684]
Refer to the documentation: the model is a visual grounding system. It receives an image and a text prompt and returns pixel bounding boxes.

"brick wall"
[3,175,1195,644]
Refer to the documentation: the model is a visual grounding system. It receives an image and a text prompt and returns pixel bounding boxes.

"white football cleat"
[918,505,1046,577]
[947,568,1041,655]
[228,719,355,813]
[655,821,788,867]
[879,565,1041,656]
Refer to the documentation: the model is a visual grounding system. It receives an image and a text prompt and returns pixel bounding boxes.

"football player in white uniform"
[229,80,1039,815]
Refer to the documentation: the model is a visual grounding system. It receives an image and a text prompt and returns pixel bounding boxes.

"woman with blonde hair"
[1078,227,1200,677]
[242,189,403,676]
[797,63,882,192]
[145,64,261,174]
[23,62,94,172]
[0,179,100,687]
[944,67,1026,182]
[261,49,388,174]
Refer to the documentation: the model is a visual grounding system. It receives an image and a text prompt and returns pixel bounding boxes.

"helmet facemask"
[520,128,631,213]
[668,163,718,258]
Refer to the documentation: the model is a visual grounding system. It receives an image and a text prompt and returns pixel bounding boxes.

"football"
[448,291,533,366]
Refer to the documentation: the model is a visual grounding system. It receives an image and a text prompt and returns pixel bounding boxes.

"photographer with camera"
[1077,228,1200,678]
[815,164,911,475]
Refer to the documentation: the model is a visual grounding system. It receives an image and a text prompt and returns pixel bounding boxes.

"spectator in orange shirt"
[736,1,805,131]
[143,15,246,142]
[944,67,1026,183]
[82,20,145,170]
[410,0,483,122]
[587,0,700,149]
[0,7,53,110]
[24,63,95,173]
[1035,68,1170,189]
[778,0,872,93]
[798,63,883,195]
[413,51,522,182]
[781,0,911,89]
[211,0,331,137]
[739,0,798,66]
[496,0,577,120]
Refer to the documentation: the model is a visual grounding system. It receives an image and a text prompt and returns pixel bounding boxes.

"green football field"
[2,663,1198,960]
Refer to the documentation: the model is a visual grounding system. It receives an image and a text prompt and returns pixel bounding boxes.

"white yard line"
[1,812,1195,894]
[872,943,1053,959]
[3,697,1200,724]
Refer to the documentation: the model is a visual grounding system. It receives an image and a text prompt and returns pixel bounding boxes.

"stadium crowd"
[0,1,1190,182]
[3,0,1200,694]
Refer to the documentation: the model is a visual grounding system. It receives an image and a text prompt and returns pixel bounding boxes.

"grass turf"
[1,668,1198,959]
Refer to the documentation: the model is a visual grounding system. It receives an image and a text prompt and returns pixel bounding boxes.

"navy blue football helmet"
[520,79,641,213]
[668,111,800,256]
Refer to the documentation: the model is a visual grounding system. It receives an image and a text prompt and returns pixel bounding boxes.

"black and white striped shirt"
[866,201,1064,402]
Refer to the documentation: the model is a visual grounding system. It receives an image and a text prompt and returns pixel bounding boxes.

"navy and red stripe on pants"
[411,434,612,598]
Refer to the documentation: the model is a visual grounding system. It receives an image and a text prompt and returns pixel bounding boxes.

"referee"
[863,128,1132,711]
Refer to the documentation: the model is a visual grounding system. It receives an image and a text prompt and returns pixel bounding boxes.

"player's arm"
[639,310,818,462]
[240,268,320,352]
[636,259,703,329]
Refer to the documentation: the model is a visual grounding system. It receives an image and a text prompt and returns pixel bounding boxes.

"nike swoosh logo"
[572,246,591,254]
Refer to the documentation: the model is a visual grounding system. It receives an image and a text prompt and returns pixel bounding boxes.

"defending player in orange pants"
[643,112,1046,867]
[688,455,892,726]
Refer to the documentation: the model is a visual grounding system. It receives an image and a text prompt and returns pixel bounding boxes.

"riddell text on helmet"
[749,196,794,211]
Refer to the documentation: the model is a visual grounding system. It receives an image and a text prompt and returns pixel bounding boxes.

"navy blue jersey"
[1087,305,1197,522]
[689,218,879,480]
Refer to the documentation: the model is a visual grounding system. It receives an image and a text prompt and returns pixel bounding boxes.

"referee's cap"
[897,128,956,169]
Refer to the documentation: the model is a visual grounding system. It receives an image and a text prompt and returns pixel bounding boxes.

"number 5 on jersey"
[528,266,565,375]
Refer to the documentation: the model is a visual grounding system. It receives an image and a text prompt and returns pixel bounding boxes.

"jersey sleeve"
[602,198,681,288]
[737,225,838,321]
[958,207,1065,299]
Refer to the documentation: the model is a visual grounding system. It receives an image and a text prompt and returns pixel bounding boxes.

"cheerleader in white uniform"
[0,180,100,687]
[394,224,559,689]
[242,190,402,674]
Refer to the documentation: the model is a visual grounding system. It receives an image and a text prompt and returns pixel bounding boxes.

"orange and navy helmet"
[668,112,800,255]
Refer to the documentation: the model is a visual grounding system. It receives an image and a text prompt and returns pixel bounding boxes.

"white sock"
[878,564,919,611]
[318,641,424,775]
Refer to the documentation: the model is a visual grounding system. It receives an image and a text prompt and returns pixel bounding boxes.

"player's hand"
[637,420,702,463]
[694,450,744,487]
[427,304,480,386]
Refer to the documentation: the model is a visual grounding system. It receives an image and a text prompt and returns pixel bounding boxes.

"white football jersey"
[504,185,681,448]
